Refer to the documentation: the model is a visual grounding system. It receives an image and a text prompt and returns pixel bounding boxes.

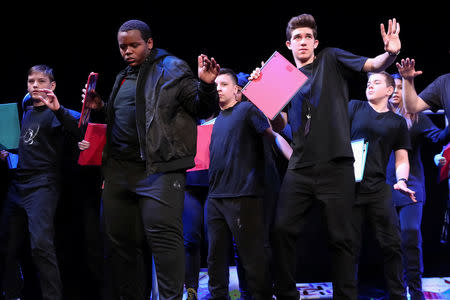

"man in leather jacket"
[88,19,219,300]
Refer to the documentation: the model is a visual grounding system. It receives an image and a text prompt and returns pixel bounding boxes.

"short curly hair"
[118,19,152,41]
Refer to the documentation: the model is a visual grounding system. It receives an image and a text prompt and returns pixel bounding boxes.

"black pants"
[397,202,424,300]
[271,159,356,300]
[182,186,208,291]
[74,165,105,299]
[102,159,186,300]
[3,175,63,300]
[353,184,406,300]
[207,196,271,300]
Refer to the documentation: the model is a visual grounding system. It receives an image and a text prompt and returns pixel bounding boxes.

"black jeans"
[3,175,63,300]
[102,159,186,300]
[353,184,406,300]
[207,196,271,300]
[271,159,357,300]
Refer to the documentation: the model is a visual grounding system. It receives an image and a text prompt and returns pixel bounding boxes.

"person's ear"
[147,38,154,50]
[286,40,292,50]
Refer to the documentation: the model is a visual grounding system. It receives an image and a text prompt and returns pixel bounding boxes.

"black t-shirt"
[110,68,142,161]
[286,47,368,169]
[208,101,270,198]
[349,100,411,194]
[420,73,450,121]
[17,105,64,175]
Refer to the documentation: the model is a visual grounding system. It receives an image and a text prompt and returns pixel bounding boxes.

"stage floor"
[184,267,450,300]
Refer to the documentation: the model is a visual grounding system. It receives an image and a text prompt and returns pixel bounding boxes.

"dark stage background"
[0,2,449,299]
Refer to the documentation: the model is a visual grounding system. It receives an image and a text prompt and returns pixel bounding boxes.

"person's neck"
[219,99,238,111]
[295,54,315,68]
[390,102,400,110]
[368,98,389,113]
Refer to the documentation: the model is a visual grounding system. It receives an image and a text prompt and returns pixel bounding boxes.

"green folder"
[0,103,20,150]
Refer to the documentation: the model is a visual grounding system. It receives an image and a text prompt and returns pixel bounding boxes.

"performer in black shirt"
[385,73,449,300]
[207,68,291,300]
[250,14,402,300]
[1,65,81,300]
[349,72,414,300]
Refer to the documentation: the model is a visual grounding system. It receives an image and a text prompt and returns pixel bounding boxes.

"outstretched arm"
[363,19,401,72]
[396,58,429,113]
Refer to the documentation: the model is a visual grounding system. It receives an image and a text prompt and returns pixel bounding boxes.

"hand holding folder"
[78,123,107,166]
[242,51,309,120]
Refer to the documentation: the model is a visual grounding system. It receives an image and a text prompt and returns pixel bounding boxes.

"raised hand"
[36,88,60,111]
[380,18,401,55]
[82,86,103,110]
[198,54,220,84]
[249,61,265,81]
[396,58,423,81]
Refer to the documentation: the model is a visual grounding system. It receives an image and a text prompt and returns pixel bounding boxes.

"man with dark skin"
[86,19,220,300]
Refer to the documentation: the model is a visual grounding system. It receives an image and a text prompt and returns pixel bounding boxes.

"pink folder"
[187,123,214,172]
[242,51,309,120]
[78,123,107,166]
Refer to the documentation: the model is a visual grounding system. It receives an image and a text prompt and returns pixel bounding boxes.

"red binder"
[439,144,450,182]
[242,51,309,120]
[78,123,107,166]
[187,123,214,172]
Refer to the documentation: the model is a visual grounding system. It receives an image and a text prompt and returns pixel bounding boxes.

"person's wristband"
[397,178,408,184]
[388,50,400,57]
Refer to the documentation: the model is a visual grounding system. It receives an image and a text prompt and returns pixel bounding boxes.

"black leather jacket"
[103,48,218,174]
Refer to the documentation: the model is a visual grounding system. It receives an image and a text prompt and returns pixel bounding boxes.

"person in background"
[386,73,449,300]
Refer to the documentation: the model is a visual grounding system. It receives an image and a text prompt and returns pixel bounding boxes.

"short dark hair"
[218,68,238,85]
[286,14,318,41]
[28,65,55,82]
[119,19,152,41]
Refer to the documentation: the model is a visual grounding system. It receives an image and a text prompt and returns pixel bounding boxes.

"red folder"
[439,144,450,182]
[187,123,214,172]
[242,51,309,120]
[78,123,107,166]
